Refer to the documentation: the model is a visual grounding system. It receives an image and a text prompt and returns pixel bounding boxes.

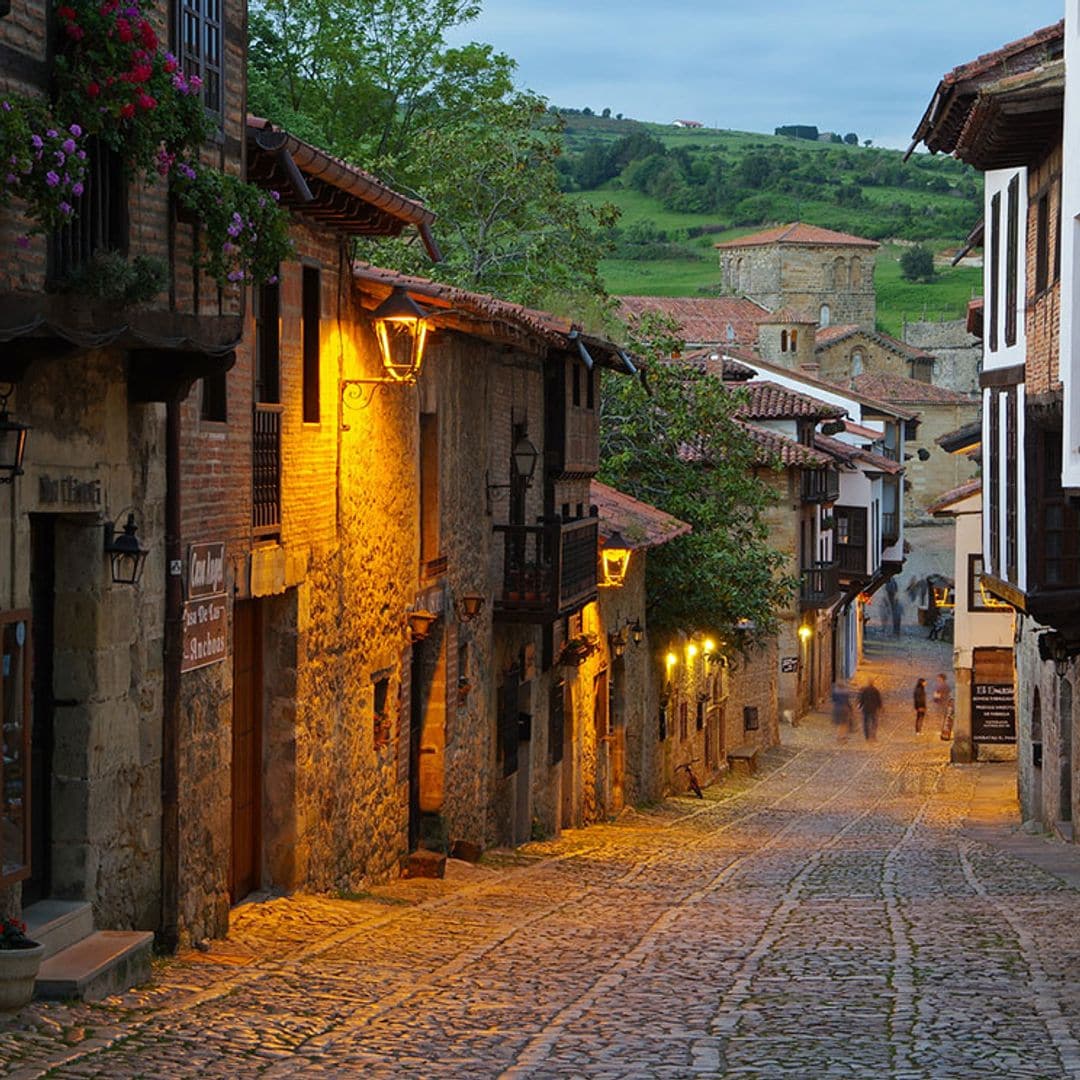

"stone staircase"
[23,900,154,1002]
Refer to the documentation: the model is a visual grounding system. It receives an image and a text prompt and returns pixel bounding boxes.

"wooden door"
[231,601,262,903]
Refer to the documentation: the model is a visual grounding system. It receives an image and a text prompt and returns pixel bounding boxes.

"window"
[851,349,863,376]
[0,612,30,885]
[1035,428,1080,588]
[725,323,735,342]
[988,391,1000,574]
[419,412,439,567]
[658,701,667,741]
[1035,191,1051,295]
[498,669,520,777]
[743,705,759,732]
[850,258,861,288]
[969,554,1010,611]
[178,0,223,115]
[1005,174,1019,348]
[200,371,227,421]
[790,329,798,350]
[780,330,788,352]
[696,698,704,731]
[1005,389,1018,581]
[989,192,1000,353]
[820,303,830,327]
[302,266,320,423]
[255,277,280,404]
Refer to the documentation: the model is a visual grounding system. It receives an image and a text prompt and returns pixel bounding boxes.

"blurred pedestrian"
[892,598,904,638]
[933,673,952,737]
[858,678,883,741]
[913,677,927,733]
[831,681,853,742]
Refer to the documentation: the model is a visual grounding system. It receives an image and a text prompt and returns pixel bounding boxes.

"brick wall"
[1026,147,1063,396]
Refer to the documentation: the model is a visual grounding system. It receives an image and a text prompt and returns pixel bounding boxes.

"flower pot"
[0,942,44,1010]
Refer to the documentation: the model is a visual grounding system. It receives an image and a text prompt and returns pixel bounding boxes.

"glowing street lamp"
[373,286,429,383]
[599,529,632,588]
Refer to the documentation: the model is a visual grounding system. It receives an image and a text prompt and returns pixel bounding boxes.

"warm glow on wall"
[686,642,699,660]
[665,651,678,671]
[798,624,813,643]
[703,638,716,654]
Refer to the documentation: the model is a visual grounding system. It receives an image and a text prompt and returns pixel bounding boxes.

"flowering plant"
[171,163,292,288]
[53,0,211,173]
[0,98,89,237]
[0,917,37,950]
[558,633,599,666]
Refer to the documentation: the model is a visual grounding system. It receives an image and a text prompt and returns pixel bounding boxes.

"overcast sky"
[446,1,1064,150]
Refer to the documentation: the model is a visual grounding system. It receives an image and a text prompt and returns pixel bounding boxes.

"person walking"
[913,677,927,733]
[831,681,853,742]
[933,673,953,739]
[858,678,883,741]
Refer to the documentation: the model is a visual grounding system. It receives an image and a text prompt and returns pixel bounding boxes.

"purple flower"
[270,190,280,201]
[221,241,235,254]
[4,173,17,185]
[68,123,82,137]
[1,102,10,113]
[227,269,245,282]
[54,150,66,166]
[267,274,278,284]
[62,139,76,155]
[72,181,84,196]
[15,235,29,249]
[171,73,186,92]
[45,171,60,187]
[77,150,87,161]
[226,222,242,238]
[178,162,196,180]
[59,201,72,216]
[190,75,202,90]
[30,135,43,150]
[45,129,57,139]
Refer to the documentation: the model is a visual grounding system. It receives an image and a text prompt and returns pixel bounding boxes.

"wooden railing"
[800,561,840,608]
[253,403,283,532]
[837,545,867,576]
[493,518,598,622]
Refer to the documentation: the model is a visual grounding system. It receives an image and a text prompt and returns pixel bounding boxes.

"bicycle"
[675,759,704,799]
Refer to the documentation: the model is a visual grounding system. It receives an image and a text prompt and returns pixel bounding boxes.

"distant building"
[671,119,703,128]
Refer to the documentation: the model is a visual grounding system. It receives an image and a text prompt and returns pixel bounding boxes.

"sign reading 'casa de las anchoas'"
[181,541,228,672]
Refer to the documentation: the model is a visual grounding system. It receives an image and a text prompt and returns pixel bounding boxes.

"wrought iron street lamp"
[104,512,149,586]
[0,384,29,483]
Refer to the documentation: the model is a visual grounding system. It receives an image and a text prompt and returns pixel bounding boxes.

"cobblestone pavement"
[4,634,1080,1078]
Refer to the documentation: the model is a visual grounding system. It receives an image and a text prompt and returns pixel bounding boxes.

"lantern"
[104,512,149,586]
[373,287,429,383]
[599,529,632,588]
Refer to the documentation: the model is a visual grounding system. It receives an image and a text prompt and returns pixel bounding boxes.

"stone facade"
[903,320,982,394]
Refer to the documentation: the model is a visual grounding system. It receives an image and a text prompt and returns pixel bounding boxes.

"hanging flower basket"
[558,633,598,667]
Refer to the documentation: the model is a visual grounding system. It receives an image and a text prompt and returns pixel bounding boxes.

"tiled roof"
[936,420,981,455]
[761,306,817,324]
[927,479,982,515]
[617,296,770,347]
[353,265,632,371]
[715,223,879,250]
[812,434,902,475]
[683,349,757,381]
[843,420,884,442]
[851,372,975,405]
[739,422,833,468]
[590,482,692,550]
[814,324,934,360]
[737,381,846,421]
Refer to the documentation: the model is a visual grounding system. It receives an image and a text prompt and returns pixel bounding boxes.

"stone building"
[815,325,937,385]
[715,223,879,330]
[903,319,982,394]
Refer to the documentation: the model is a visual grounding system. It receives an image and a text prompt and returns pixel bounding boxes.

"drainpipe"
[160,394,182,951]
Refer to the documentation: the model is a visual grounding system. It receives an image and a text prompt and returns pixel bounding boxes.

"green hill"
[554,114,983,335]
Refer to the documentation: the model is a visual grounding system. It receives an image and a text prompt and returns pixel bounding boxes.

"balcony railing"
[801,468,840,504]
[882,511,899,547]
[800,561,840,608]
[836,545,867,577]
[493,518,598,622]
[253,403,283,532]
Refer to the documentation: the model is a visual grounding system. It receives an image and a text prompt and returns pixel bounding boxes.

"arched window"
[820,303,831,327]
[851,349,864,376]
[736,258,747,292]
[780,329,788,352]
[790,329,798,350]
[850,257,862,288]
[832,257,846,289]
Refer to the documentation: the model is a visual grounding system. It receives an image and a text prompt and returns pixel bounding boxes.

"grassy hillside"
[557,115,983,333]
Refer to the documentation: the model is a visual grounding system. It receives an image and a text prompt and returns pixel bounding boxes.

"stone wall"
[902,321,982,394]
[903,403,981,521]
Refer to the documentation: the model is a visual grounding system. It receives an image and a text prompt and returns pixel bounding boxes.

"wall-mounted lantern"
[630,619,644,646]
[608,628,627,658]
[104,511,149,585]
[486,427,540,514]
[0,384,30,483]
[798,623,813,644]
[456,593,486,622]
[599,529,632,588]
[1038,631,1073,679]
[407,609,439,642]
[342,287,431,411]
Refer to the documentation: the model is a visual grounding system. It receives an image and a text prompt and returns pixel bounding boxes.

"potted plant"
[558,633,598,667]
[0,917,44,1010]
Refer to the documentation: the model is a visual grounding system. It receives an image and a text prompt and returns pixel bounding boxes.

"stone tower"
[716,223,879,331]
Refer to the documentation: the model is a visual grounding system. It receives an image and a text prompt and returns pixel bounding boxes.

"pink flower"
[116,17,133,42]
[86,82,101,98]
[120,102,136,119]
[56,5,76,18]
[64,23,84,40]
[164,54,177,73]
[137,93,156,110]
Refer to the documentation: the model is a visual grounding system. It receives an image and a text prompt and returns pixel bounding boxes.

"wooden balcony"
[801,468,840,504]
[800,561,840,609]
[882,511,899,547]
[253,403,283,533]
[493,518,598,623]
[837,544,868,578]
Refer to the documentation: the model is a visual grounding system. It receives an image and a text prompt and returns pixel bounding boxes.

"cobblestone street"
[2,633,1077,1078]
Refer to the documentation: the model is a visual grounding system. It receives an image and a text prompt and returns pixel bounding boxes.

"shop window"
[0,612,30,885]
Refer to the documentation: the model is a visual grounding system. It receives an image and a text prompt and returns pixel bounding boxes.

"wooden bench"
[727,744,759,777]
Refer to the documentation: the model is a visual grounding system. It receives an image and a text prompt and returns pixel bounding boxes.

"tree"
[843,132,858,146]
[601,107,611,119]
[899,244,935,283]
[600,314,795,642]
[249,0,616,306]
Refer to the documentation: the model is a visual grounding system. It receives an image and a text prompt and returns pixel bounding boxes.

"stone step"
[35,930,154,1002]
[22,900,94,960]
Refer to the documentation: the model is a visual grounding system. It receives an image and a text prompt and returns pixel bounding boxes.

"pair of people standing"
[913,674,952,738]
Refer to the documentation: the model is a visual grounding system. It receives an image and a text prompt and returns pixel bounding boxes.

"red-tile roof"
[739,422,833,468]
[814,324,934,360]
[617,296,770,347]
[590,482,692,550]
[715,223,878,250]
[814,434,903,475]
[843,419,885,442]
[927,479,982,515]
[761,306,817,324]
[851,372,975,405]
[353,265,632,370]
[682,349,757,381]
[738,381,846,421]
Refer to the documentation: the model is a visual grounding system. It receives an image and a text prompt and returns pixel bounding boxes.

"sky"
[445,1,1065,150]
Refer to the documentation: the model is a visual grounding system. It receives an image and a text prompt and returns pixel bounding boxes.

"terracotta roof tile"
[761,306,817,324]
[617,296,770,347]
[737,381,846,421]
[739,421,833,468]
[590,482,692,550]
[353,265,630,369]
[683,348,756,380]
[927,479,982,515]
[851,372,975,405]
[814,324,933,360]
[715,223,878,250]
